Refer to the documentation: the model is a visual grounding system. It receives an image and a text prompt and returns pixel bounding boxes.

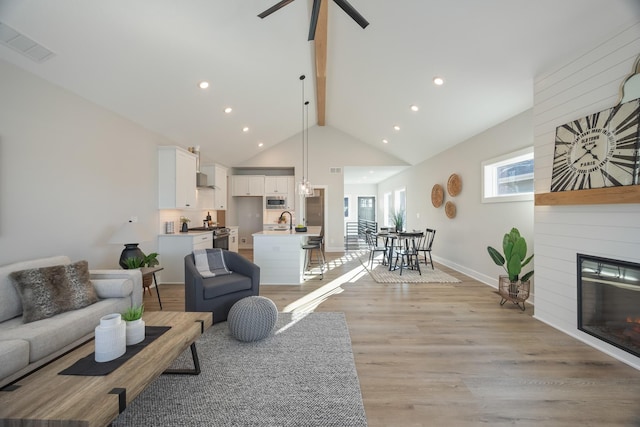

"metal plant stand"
[497,275,530,311]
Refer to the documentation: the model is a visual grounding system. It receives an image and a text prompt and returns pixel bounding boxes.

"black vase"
[119,244,145,269]
[181,222,188,232]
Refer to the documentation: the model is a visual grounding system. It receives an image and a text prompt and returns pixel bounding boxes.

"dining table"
[376,231,424,271]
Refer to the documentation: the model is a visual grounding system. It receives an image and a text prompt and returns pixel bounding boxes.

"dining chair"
[418,228,436,269]
[393,232,423,275]
[365,230,387,268]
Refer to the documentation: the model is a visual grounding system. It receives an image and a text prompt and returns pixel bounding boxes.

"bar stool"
[302,231,325,280]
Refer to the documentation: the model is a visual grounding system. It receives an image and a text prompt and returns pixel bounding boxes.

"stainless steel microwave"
[266,196,286,209]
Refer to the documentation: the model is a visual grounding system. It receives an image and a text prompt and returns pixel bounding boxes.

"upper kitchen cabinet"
[264,176,289,195]
[158,146,197,209]
[232,175,265,196]
[200,164,228,210]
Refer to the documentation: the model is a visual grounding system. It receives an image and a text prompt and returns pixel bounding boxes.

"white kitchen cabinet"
[201,164,228,210]
[232,175,265,196]
[264,176,289,195]
[158,146,197,209]
[158,232,213,283]
[228,226,239,252]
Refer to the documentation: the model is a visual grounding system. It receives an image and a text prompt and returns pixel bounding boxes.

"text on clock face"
[568,128,616,173]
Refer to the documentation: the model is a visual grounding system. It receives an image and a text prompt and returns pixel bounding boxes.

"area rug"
[113,312,367,427]
[361,255,461,283]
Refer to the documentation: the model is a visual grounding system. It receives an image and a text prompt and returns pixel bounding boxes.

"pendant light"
[298,75,313,197]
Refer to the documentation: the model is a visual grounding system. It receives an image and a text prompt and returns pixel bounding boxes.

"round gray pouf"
[228,296,278,342]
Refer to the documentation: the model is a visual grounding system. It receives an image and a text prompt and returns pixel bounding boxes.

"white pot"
[95,313,126,362]
[125,318,146,346]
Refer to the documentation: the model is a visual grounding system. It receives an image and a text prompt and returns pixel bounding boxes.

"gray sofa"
[184,250,260,323]
[0,256,143,388]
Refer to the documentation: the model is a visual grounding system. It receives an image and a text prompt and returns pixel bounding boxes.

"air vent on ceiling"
[0,21,55,63]
[330,167,342,174]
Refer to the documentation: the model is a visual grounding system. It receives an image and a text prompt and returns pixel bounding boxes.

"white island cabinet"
[158,231,213,283]
[252,226,321,285]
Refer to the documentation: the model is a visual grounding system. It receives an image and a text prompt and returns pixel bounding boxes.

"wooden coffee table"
[0,311,212,427]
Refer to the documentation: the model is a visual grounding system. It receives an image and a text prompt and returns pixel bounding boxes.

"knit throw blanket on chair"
[193,249,232,278]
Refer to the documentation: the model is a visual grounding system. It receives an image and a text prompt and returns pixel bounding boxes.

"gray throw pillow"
[10,260,99,323]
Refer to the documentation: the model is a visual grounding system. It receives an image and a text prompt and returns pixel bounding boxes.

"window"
[482,147,534,203]
[344,197,349,217]
[383,192,392,226]
[383,189,406,227]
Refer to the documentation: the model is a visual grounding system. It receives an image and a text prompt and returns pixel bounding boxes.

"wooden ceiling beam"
[314,0,328,126]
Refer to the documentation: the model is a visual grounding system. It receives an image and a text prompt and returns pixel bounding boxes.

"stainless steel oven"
[266,196,286,209]
[212,227,230,250]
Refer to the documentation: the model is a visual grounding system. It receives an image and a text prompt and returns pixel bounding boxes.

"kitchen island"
[252,226,322,285]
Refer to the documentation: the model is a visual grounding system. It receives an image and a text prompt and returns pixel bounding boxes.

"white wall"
[377,110,535,287]
[533,21,640,369]
[235,126,408,252]
[0,59,172,268]
[344,183,377,233]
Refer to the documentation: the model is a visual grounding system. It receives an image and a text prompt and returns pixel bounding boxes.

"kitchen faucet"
[280,211,293,231]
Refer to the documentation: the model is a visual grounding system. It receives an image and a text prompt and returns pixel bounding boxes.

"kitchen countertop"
[160,230,213,237]
[253,226,321,237]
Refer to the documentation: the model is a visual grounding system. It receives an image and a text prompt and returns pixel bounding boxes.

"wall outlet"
[241,237,247,244]
[129,216,138,223]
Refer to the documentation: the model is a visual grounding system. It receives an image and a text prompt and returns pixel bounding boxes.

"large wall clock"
[551,99,640,192]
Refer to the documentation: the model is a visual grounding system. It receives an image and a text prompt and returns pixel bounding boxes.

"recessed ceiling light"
[382,139,389,144]
[433,77,444,86]
[242,126,249,132]
[258,142,264,147]
[198,81,210,89]
[393,125,400,131]
[224,107,233,113]
[410,105,419,112]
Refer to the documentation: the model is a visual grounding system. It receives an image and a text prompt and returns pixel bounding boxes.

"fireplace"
[578,254,640,358]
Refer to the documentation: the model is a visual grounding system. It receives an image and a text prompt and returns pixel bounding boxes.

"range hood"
[196,172,209,188]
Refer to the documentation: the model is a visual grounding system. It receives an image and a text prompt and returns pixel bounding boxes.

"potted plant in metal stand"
[122,304,145,346]
[487,227,534,311]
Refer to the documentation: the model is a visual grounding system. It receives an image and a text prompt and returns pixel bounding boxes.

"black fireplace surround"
[578,253,640,358]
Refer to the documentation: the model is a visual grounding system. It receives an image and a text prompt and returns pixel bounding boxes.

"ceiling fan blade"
[308,0,322,41]
[258,0,296,19]
[332,0,369,29]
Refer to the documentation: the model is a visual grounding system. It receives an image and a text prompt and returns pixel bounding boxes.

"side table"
[140,266,164,310]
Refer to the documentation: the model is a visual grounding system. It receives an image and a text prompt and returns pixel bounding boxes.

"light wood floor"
[144,249,640,427]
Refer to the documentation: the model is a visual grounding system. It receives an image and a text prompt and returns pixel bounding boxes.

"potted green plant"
[390,210,405,233]
[180,216,190,232]
[122,304,145,345]
[487,227,534,306]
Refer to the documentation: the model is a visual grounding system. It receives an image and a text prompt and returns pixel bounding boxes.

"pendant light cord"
[300,75,306,186]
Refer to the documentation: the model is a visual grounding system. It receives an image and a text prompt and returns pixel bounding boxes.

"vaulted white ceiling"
[1,0,639,174]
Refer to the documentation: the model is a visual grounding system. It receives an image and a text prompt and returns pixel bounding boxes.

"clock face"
[551,100,640,192]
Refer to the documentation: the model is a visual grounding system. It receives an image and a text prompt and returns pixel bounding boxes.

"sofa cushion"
[10,260,98,323]
[202,272,252,299]
[0,297,131,362]
[0,256,71,323]
[0,339,30,381]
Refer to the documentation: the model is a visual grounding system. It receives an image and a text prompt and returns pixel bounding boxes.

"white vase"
[95,313,126,362]
[125,318,145,346]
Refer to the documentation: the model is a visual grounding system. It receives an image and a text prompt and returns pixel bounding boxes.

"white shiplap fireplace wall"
[534,21,640,370]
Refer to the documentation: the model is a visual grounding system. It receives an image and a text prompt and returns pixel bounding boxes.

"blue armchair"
[184,250,260,323]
